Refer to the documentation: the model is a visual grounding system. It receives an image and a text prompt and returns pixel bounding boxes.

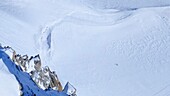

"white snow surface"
[0,0,170,96]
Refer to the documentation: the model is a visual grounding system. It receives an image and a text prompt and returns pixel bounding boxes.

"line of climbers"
[3,46,66,92]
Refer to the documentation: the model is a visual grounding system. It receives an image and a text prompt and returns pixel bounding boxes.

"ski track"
[38,9,134,64]
[40,9,134,31]
[152,84,170,96]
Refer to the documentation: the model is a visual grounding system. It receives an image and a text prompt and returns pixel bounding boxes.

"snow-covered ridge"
[0,46,77,96]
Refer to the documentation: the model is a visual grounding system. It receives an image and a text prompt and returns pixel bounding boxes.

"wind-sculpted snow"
[0,47,68,96]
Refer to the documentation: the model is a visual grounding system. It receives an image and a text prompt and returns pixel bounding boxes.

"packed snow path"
[0,46,68,96]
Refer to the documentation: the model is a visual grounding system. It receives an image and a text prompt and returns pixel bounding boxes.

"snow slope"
[44,7,170,96]
[0,0,170,96]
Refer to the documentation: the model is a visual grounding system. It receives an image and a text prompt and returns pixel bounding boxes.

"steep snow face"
[0,10,37,54]
[0,0,170,96]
